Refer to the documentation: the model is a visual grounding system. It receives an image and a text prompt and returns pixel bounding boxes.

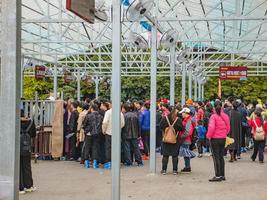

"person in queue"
[160,106,184,175]
[248,108,267,163]
[19,110,37,195]
[206,100,230,182]
[102,101,125,169]
[140,102,151,160]
[179,107,196,173]
[121,103,143,166]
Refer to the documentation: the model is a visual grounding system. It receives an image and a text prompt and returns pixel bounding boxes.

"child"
[196,120,207,158]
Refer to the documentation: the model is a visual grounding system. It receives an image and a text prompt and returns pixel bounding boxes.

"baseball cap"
[179,107,191,114]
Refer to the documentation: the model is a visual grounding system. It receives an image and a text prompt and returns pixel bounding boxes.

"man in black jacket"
[122,103,143,166]
[69,101,79,161]
[83,103,103,168]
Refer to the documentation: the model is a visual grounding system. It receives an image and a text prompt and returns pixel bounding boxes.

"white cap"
[179,107,191,114]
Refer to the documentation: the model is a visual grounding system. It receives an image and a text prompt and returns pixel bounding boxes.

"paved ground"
[20,152,267,200]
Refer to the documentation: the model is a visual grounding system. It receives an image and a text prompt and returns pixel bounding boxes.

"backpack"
[162,117,178,144]
[254,119,265,141]
[90,112,103,136]
[20,120,33,156]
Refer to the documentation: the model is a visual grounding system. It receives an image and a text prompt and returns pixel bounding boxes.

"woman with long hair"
[248,108,267,163]
[160,107,184,175]
[206,101,230,182]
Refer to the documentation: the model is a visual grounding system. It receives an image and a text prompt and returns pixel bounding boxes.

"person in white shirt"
[102,103,125,169]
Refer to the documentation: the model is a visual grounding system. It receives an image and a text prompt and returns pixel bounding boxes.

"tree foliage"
[23,75,267,102]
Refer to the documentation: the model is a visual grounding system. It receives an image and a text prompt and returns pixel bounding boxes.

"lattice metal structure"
[21,0,267,78]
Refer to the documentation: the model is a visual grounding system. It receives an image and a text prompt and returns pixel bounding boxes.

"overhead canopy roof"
[19,0,267,76]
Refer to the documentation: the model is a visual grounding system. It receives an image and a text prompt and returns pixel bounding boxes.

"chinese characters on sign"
[35,65,46,80]
[219,66,248,80]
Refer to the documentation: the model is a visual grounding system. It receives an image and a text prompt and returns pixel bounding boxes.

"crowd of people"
[62,97,267,177]
[19,96,267,194]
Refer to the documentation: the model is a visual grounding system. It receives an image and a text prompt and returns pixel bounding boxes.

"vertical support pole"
[0,0,21,199]
[188,67,192,100]
[194,76,197,101]
[77,69,81,101]
[149,25,157,174]
[202,84,205,100]
[169,46,175,106]
[53,63,58,100]
[198,81,202,101]
[95,75,99,100]
[181,62,186,105]
[111,0,121,199]
[21,55,24,98]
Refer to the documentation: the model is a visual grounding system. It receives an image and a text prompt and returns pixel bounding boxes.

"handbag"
[225,136,235,148]
[253,119,265,141]
[138,138,144,150]
[162,116,178,144]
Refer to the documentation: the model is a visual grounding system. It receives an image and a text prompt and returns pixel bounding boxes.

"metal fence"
[21,100,55,127]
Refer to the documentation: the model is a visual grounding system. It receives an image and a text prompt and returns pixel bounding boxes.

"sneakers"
[137,162,144,167]
[25,187,37,192]
[161,170,167,175]
[19,190,26,195]
[84,160,90,168]
[220,176,226,181]
[142,155,150,160]
[104,162,111,169]
[198,154,203,158]
[181,168,191,173]
[93,160,99,169]
[173,171,178,175]
[209,176,222,182]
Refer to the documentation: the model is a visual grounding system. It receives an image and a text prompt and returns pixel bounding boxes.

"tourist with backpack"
[19,110,37,195]
[160,107,184,175]
[248,108,267,163]
[179,107,196,173]
[83,103,104,169]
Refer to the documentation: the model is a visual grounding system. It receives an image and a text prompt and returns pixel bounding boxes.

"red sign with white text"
[219,66,247,80]
[35,65,46,80]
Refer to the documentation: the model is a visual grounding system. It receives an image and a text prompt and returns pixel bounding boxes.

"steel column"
[194,77,198,101]
[202,84,205,100]
[111,0,122,199]
[198,81,202,101]
[95,76,99,99]
[0,0,21,199]
[53,64,58,99]
[181,62,186,105]
[170,46,175,106]
[21,55,24,98]
[188,68,192,100]
[77,69,81,101]
[149,26,158,174]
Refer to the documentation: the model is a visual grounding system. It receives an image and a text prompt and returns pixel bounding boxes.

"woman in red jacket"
[206,101,230,182]
[248,108,267,163]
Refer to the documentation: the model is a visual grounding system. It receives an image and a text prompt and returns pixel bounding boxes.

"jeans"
[123,139,142,165]
[210,138,226,177]
[20,154,33,190]
[251,139,266,162]
[162,156,178,171]
[84,135,100,161]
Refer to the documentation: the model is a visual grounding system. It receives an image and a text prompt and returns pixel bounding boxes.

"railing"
[21,100,55,127]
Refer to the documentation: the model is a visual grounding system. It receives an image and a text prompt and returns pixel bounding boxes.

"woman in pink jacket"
[206,101,230,182]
